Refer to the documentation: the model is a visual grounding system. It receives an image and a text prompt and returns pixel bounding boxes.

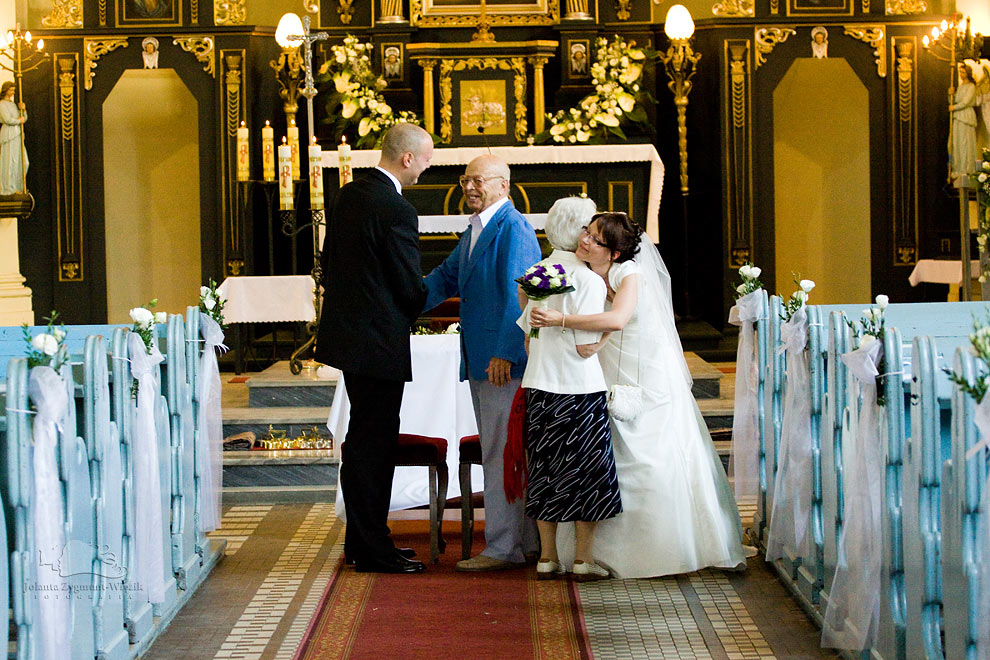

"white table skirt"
[327,334,482,517]
[419,213,547,234]
[322,144,664,241]
[907,259,980,286]
[217,276,316,323]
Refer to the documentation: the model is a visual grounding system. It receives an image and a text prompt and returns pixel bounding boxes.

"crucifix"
[287,15,328,146]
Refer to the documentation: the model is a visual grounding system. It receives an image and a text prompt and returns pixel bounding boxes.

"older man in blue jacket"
[424,154,542,571]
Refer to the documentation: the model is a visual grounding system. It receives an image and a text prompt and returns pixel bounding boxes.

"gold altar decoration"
[439,57,528,142]
[713,0,754,18]
[84,38,128,91]
[192,0,199,23]
[100,0,107,25]
[892,37,918,266]
[754,27,795,69]
[473,0,496,42]
[53,55,83,281]
[214,0,246,25]
[173,36,216,77]
[660,5,700,194]
[222,51,245,278]
[770,0,779,14]
[885,0,926,15]
[563,0,592,20]
[418,59,439,134]
[273,12,304,125]
[411,0,559,28]
[615,0,633,21]
[337,0,356,24]
[460,80,507,135]
[843,26,886,77]
[724,40,753,269]
[380,0,407,23]
[43,0,83,28]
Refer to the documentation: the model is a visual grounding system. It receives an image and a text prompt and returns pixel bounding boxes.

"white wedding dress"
[557,241,747,578]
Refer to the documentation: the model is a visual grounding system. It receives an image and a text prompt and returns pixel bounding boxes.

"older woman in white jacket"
[517,196,621,581]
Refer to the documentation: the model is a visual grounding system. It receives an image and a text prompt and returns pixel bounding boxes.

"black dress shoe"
[344,547,417,566]
[354,555,426,574]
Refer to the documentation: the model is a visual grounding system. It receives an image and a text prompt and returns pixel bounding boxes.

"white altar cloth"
[323,144,665,241]
[419,213,547,234]
[217,276,316,324]
[907,259,980,286]
[327,334,482,517]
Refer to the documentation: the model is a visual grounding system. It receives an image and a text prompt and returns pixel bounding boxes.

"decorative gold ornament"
[43,0,84,28]
[615,0,633,21]
[228,258,244,275]
[895,40,912,123]
[61,262,80,280]
[380,0,407,22]
[754,27,796,69]
[100,0,107,26]
[892,38,917,267]
[473,0,496,42]
[54,54,83,282]
[724,40,753,269]
[192,0,199,23]
[885,0,926,15]
[411,0,559,28]
[844,26,886,77]
[338,0,356,24]
[529,55,549,134]
[713,0,754,18]
[84,38,128,91]
[173,36,216,77]
[214,0,246,25]
[438,57,528,143]
[770,0,779,13]
[271,47,304,123]
[564,0,592,19]
[661,6,701,194]
[58,59,75,142]
[418,59,439,134]
[305,0,320,15]
[862,0,869,12]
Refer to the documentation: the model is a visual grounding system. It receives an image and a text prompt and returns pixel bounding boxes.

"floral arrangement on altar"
[537,35,656,145]
[22,311,67,370]
[977,149,990,283]
[946,311,990,403]
[734,263,763,298]
[199,279,227,331]
[780,278,815,322]
[317,35,423,149]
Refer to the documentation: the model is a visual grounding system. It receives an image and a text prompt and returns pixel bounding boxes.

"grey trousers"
[468,377,540,562]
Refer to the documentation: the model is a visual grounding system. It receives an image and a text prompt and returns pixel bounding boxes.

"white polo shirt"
[517,250,608,395]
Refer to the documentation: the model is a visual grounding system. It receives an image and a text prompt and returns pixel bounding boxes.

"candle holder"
[280,203,326,375]
[659,5,700,195]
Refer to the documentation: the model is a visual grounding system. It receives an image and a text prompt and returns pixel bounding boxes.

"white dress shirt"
[376,166,402,194]
[468,196,510,256]
[518,250,608,395]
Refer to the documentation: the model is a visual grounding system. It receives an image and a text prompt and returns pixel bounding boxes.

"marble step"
[222,405,331,440]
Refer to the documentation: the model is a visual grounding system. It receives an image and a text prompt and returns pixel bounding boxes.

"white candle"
[287,119,300,180]
[262,120,275,182]
[278,139,293,210]
[236,121,250,181]
[309,139,324,210]
[338,137,352,187]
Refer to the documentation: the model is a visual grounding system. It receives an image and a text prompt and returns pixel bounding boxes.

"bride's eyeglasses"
[580,226,608,248]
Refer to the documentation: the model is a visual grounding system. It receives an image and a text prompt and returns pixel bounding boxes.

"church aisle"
[145,503,838,660]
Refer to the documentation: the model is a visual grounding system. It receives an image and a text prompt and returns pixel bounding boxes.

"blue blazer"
[424,202,542,381]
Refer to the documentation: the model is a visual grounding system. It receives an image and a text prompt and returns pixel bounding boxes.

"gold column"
[419,59,437,135]
[530,56,548,134]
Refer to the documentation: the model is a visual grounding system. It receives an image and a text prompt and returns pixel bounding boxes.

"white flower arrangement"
[22,311,67,370]
[734,262,763,299]
[199,279,227,330]
[848,294,889,405]
[977,150,990,283]
[780,277,815,321]
[537,35,656,145]
[945,311,990,402]
[317,35,424,149]
[130,299,166,356]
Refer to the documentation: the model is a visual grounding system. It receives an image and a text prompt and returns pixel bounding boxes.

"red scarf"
[503,386,528,503]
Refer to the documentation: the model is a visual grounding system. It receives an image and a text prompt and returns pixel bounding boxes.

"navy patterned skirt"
[525,389,622,523]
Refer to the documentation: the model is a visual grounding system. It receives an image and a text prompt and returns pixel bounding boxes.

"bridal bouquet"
[516,263,575,338]
[22,311,67,370]
[199,279,227,331]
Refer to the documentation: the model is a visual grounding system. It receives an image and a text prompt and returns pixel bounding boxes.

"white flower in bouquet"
[875,294,889,310]
[154,312,167,324]
[31,333,59,356]
[859,333,877,348]
[795,290,808,303]
[800,279,815,293]
[736,283,747,294]
[445,322,460,334]
[202,296,216,310]
[130,306,154,327]
[980,173,988,183]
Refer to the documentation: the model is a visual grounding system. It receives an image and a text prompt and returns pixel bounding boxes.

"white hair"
[545,196,597,251]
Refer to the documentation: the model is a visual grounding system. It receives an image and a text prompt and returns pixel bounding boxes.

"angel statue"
[975,59,990,149]
[949,61,980,184]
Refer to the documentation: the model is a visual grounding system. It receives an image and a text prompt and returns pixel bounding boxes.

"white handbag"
[606,329,643,422]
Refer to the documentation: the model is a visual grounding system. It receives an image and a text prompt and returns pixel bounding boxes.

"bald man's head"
[378,122,434,187]
[461,155,511,213]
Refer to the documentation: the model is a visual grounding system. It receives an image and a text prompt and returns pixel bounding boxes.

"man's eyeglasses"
[458,175,505,188]
[581,226,608,248]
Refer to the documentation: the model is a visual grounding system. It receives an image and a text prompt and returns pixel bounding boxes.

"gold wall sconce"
[273,12,305,125]
[660,5,700,195]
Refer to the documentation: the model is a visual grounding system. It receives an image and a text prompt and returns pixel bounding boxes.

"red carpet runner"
[294,521,591,660]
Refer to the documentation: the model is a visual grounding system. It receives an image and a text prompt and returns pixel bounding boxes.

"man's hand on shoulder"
[486,357,512,387]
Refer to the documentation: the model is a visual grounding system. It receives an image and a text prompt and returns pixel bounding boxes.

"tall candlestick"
[338,137,352,187]
[278,138,294,210]
[236,121,250,181]
[309,137,324,210]
[262,120,275,182]
[287,119,300,180]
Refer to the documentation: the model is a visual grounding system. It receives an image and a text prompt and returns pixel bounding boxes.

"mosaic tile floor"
[146,503,839,660]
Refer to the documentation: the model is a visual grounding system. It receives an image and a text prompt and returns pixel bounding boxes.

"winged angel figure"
[974,59,990,150]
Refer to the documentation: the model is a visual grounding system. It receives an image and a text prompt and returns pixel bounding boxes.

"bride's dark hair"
[593,212,642,263]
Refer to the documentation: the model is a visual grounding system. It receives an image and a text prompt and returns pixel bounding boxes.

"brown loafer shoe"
[455,554,527,572]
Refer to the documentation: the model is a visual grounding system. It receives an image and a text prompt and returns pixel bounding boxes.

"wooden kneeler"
[458,435,482,560]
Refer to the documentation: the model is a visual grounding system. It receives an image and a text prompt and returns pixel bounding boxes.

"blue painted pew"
[764,294,785,547]
[942,347,989,660]
[746,289,772,543]
[0,324,127,379]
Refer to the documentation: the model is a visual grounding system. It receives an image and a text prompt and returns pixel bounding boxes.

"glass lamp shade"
[664,5,695,41]
[275,13,304,48]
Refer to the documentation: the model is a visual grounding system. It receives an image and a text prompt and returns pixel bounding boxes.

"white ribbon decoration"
[729,289,764,502]
[197,312,226,532]
[823,338,884,650]
[128,332,166,605]
[27,366,71,660]
[766,306,813,560]
[969,395,990,654]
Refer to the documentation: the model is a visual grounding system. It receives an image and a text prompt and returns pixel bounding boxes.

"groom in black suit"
[315,123,434,574]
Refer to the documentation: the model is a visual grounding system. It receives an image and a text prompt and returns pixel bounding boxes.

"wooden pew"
[747,289,772,543]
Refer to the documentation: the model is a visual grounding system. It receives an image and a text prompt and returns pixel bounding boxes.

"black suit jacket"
[314,168,427,381]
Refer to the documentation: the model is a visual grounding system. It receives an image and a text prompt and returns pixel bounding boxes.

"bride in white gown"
[530,211,746,578]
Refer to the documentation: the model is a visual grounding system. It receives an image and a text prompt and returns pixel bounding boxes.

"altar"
[322,144,665,241]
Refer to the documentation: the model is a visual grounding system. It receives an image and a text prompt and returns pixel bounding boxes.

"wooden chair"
[458,434,481,559]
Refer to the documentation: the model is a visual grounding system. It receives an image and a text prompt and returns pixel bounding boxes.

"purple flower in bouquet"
[515,262,576,338]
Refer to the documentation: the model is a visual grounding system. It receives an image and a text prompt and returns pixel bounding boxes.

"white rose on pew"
[203,296,216,311]
[800,279,815,293]
[858,334,877,349]
[130,307,153,327]
[200,286,210,297]
[739,265,752,278]
[736,283,747,294]
[154,312,167,324]
[31,333,59,356]
[795,290,808,303]
[52,327,66,342]
[875,294,889,310]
